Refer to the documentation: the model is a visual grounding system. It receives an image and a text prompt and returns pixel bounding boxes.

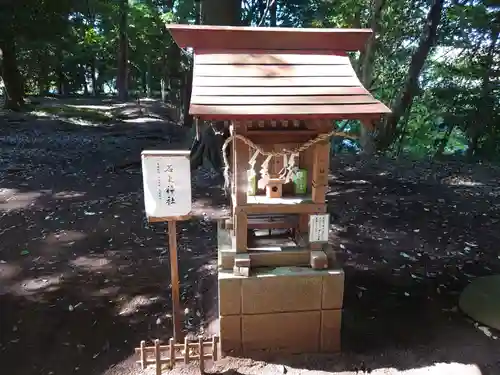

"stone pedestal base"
[218,266,344,355]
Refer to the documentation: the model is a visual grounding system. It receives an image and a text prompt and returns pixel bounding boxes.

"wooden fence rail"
[135,336,219,374]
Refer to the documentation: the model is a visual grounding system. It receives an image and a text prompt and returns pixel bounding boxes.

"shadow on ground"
[1,100,500,375]
[209,156,500,374]
[0,98,227,375]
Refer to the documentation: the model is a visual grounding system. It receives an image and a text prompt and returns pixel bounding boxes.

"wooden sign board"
[141,150,192,221]
[309,214,329,243]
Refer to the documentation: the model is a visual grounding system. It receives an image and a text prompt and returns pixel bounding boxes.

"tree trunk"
[57,70,65,96]
[466,26,498,160]
[161,77,167,102]
[270,0,277,26]
[0,34,24,110]
[360,0,384,90]
[358,0,385,154]
[37,50,49,96]
[203,0,241,25]
[117,0,129,102]
[258,0,266,25]
[395,104,414,156]
[159,16,170,103]
[90,59,97,96]
[146,57,152,98]
[83,66,89,95]
[181,0,204,127]
[377,0,444,151]
[434,124,455,159]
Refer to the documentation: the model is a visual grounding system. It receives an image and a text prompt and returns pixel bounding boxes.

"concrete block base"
[218,266,344,355]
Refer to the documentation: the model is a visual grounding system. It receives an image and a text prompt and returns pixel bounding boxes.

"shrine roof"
[167,25,391,121]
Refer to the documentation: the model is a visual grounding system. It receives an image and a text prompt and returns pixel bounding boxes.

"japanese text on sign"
[142,150,191,219]
[309,214,330,243]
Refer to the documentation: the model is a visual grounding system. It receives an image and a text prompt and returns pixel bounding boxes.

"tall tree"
[117,0,129,101]
[377,0,445,150]
[203,0,241,25]
[358,0,386,154]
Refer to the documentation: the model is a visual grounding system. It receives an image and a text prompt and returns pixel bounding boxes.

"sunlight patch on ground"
[68,104,115,111]
[137,359,484,375]
[0,261,22,280]
[70,255,113,272]
[0,188,87,212]
[0,188,44,211]
[116,295,160,317]
[90,286,121,297]
[9,273,65,296]
[122,117,161,123]
[442,175,483,187]
[382,362,482,375]
[327,187,362,196]
[301,362,483,374]
[52,190,86,199]
[190,199,230,219]
[44,230,87,247]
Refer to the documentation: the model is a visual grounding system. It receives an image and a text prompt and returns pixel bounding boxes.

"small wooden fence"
[135,336,219,374]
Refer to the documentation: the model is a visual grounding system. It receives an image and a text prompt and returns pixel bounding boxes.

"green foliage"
[1,0,499,161]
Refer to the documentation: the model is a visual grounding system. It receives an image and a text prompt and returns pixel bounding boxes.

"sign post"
[141,150,192,343]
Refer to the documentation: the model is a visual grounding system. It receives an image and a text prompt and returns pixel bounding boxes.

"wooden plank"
[235,211,248,253]
[167,25,372,51]
[225,215,299,230]
[233,135,249,205]
[194,50,350,65]
[191,86,369,96]
[247,130,319,136]
[168,220,183,343]
[311,141,330,203]
[191,95,379,106]
[220,248,312,269]
[194,64,354,77]
[135,340,215,354]
[245,132,317,145]
[242,203,326,215]
[193,76,361,87]
[190,103,391,117]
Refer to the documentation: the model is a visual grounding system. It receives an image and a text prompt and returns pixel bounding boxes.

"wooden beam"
[242,202,326,215]
[220,249,312,269]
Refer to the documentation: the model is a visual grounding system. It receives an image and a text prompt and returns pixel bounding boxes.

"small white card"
[141,150,192,219]
[309,214,330,243]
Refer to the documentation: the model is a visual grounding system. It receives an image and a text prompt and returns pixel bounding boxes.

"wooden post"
[154,339,161,375]
[168,220,183,343]
[169,338,175,369]
[212,335,219,361]
[184,336,189,364]
[198,336,205,373]
[140,340,146,369]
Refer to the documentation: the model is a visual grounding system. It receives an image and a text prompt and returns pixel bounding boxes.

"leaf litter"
[1,100,500,374]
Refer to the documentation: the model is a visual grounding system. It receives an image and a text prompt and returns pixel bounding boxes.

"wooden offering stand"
[167,24,391,356]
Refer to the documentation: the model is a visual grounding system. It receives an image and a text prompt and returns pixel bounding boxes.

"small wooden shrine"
[167,24,391,355]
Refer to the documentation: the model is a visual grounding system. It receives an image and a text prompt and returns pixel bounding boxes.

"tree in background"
[0,0,497,162]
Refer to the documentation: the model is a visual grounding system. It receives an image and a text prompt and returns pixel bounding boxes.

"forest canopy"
[0,0,498,160]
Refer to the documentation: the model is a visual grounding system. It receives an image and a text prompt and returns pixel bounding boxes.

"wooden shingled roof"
[167,25,391,121]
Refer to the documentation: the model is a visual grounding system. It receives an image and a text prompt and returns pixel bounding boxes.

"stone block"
[322,269,345,310]
[241,274,322,314]
[219,274,242,316]
[242,311,320,353]
[320,309,342,352]
[310,250,328,269]
[220,315,242,354]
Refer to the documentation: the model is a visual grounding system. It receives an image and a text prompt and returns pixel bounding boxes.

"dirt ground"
[0,98,499,375]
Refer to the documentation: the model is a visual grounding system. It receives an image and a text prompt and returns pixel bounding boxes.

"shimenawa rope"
[222,129,358,189]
